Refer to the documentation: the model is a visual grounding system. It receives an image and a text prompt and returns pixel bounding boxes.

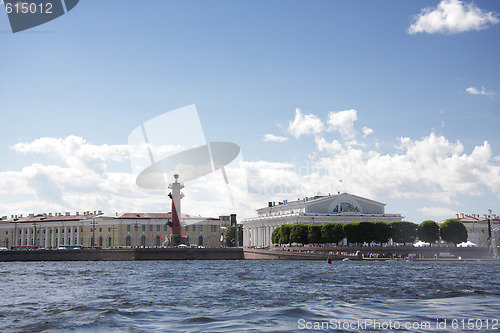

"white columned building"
[243,193,402,248]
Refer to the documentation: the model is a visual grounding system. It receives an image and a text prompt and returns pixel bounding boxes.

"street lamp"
[133,221,139,248]
[90,219,98,248]
[109,225,117,248]
[32,222,39,247]
[488,209,493,248]
[165,218,172,246]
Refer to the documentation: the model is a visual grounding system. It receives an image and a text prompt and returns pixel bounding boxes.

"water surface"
[1,260,499,332]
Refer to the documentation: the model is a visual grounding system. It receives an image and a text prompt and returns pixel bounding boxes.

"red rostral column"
[168,174,184,236]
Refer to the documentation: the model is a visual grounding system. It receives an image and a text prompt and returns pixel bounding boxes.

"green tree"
[343,222,361,244]
[358,222,376,245]
[440,219,468,245]
[271,227,281,244]
[373,221,391,244]
[279,224,291,244]
[289,224,309,244]
[418,220,440,243]
[321,223,345,244]
[225,225,243,247]
[390,221,419,245]
[308,224,323,244]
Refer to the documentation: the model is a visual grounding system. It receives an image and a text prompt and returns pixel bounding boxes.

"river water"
[1,260,499,332]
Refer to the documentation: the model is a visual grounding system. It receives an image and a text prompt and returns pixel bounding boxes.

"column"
[70,226,74,245]
[77,226,80,246]
[51,227,55,248]
[57,227,61,247]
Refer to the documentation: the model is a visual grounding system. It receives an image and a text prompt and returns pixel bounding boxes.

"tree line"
[270,219,468,246]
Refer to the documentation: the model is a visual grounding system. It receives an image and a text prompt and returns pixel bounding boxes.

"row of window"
[126,224,169,232]
[2,224,219,236]
[184,225,219,232]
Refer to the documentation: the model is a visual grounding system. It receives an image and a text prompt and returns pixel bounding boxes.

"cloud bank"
[1,109,499,222]
[408,0,499,34]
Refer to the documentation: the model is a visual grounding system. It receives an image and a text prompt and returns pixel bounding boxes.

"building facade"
[243,193,402,248]
[449,213,500,247]
[0,211,224,248]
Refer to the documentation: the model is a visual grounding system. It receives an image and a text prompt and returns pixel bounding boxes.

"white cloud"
[408,0,500,35]
[315,137,344,154]
[362,126,374,137]
[326,109,358,140]
[3,122,500,223]
[288,108,324,138]
[466,86,494,96]
[2,135,247,218]
[263,134,288,142]
[418,206,457,218]
[246,131,500,220]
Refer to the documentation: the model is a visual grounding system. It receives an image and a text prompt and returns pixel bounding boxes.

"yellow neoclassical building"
[0,211,228,249]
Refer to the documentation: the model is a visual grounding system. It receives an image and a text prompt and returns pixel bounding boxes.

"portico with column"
[243,193,402,248]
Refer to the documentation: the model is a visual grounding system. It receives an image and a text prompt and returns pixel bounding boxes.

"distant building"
[243,193,402,247]
[0,211,224,248]
[445,213,500,247]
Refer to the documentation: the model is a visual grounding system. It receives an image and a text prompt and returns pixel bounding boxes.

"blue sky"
[0,0,499,222]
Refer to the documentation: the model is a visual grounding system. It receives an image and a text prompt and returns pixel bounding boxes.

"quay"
[0,245,498,261]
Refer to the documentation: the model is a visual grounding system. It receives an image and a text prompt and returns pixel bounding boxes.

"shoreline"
[0,245,498,261]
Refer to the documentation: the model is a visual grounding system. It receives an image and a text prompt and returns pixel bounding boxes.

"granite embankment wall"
[243,245,496,260]
[0,248,244,261]
[0,246,495,261]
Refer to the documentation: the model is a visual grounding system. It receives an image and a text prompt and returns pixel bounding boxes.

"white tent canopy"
[457,241,477,247]
[413,241,430,247]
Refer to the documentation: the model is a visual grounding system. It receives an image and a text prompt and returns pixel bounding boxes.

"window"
[156,225,160,232]
[99,228,102,232]
[192,225,196,232]
[140,235,146,246]
[149,225,153,232]
[142,225,145,232]
[125,235,131,246]
[127,225,131,232]
[164,224,168,231]
[199,225,203,232]
[185,226,189,232]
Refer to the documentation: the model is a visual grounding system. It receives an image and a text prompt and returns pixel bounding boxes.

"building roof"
[0,211,220,224]
[2,212,104,224]
[118,213,172,219]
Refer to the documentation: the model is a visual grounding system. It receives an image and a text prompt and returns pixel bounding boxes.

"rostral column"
[168,174,184,243]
